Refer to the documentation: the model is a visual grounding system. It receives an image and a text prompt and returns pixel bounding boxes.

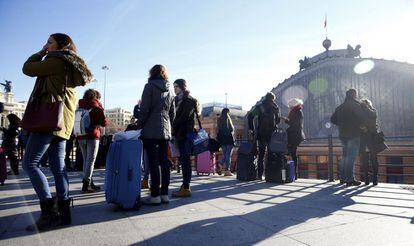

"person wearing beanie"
[172,78,200,197]
[283,98,305,180]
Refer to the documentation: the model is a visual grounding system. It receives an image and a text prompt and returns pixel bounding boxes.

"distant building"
[200,102,247,143]
[104,107,132,133]
[0,92,27,128]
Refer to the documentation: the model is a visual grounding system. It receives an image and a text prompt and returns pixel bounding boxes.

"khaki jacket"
[23,51,92,140]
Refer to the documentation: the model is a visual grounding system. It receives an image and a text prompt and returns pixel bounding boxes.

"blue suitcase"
[286,160,296,182]
[105,139,142,210]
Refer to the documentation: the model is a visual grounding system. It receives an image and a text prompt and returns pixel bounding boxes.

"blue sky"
[1,0,413,111]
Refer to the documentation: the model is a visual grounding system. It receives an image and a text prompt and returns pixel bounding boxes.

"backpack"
[74,108,92,136]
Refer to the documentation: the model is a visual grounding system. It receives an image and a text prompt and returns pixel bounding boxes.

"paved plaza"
[1,169,413,246]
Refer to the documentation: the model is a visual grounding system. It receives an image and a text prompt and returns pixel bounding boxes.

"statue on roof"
[299,56,311,71]
[0,80,12,93]
[346,44,361,58]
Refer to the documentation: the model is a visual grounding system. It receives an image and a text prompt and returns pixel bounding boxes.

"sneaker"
[373,180,378,186]
[172,186,191,198]
[160,195,169,204]
[339,180,345,185]
[141,179,149,189]
[224,170,233,176]
[346,180,361,187]
[141,196,161,206]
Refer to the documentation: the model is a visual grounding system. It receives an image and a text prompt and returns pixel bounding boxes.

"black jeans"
[258,140,270,178]
[360,134,378,182]
[177,138,192,189]
[143,139,170,197]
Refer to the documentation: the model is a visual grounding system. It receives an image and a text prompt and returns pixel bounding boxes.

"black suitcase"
[236,142,257,181]
[265,152,287,183]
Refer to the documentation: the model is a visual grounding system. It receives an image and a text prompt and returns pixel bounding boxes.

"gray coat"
[136,79,175,140]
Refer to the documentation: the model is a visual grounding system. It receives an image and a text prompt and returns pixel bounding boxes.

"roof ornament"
[346,44,362,58]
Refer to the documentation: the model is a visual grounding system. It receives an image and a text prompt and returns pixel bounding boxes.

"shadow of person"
[129,182,372,245]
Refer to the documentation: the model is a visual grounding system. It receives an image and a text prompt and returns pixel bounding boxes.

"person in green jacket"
[22,33,92,231]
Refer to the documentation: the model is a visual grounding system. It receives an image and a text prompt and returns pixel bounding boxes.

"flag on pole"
[324,15,327,28]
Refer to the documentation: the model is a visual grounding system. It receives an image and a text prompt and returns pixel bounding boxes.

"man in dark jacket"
[248,92,280,180]
[171,79,199,197]
[331,89,364,186]
[136,65,175,205]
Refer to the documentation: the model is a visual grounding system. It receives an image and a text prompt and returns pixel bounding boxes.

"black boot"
[58,197,73,225]
[81,179,90,192]
[90,179,101,191]
[26,197,60,231]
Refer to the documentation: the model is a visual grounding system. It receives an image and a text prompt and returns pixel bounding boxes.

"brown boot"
[141,179,149,189]
[172,186,191,198]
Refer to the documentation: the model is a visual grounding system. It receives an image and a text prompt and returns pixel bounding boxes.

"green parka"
[22,50,92,140]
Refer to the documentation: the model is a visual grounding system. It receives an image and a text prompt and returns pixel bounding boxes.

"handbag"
[21,64,69,133]
[187,102,210,155]
[372,131,388,153]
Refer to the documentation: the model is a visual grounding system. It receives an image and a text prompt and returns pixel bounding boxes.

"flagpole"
[325,14,328,39]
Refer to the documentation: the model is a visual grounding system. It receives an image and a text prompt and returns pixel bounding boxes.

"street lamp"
[101,65,109,135]
[101,65,109,109]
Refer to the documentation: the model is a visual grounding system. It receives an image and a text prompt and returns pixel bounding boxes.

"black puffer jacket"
[248,101,280,142]
[136,79,175,140]
[173,92,199,141]
[331,98,365,141]
[1,125,19,155]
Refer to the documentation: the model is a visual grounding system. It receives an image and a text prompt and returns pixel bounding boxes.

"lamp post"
[101,66,109,109]
[101,65,109,135]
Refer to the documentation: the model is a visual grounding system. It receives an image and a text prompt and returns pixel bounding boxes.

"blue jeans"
[221,145,233,170]
[178,138,192,188]
[22,133,68,201]
[340,137,360,182]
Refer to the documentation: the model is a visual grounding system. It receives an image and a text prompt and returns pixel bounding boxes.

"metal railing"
[297,135,414,183]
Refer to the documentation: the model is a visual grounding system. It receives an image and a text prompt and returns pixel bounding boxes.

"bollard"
[328,134,334,182]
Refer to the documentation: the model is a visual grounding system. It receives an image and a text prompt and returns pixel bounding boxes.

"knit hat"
[288,98,303,108]
[174,79,187,91]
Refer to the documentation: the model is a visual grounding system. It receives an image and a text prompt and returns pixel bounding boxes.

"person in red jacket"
[77,89,108,192]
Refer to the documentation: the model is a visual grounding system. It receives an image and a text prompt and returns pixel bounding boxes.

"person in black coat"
[359,98,379,186]
[1,114,21,175]
[283,98,305,180]
[171,79,200,197]
[331,89,365,186]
